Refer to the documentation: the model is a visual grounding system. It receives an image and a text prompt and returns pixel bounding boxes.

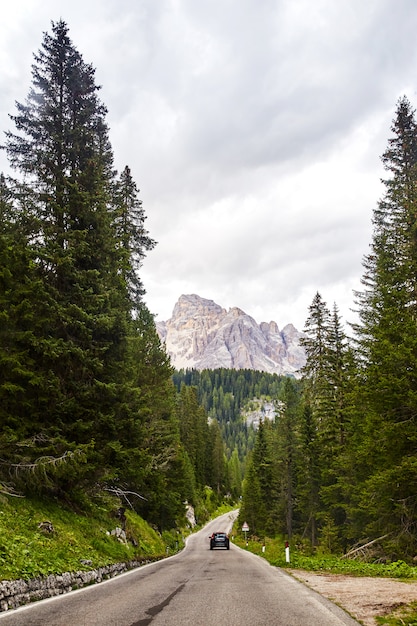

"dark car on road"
[209,532,230,550]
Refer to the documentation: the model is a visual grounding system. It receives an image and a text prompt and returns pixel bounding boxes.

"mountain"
[156,294,306,377]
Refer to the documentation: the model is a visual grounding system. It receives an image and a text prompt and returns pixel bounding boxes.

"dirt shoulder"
[287,569,417,625]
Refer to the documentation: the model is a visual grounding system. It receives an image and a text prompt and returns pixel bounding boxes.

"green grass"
[232,532,417,625]
[0,493,169,580]
[0,493,237,582]
[232,533,417,579]
[375,602,417,625]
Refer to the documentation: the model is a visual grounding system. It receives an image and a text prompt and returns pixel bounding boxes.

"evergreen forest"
[173,368,291,494]
[2,20,417,565]
[0,21,229,532]
[238,96,417,560]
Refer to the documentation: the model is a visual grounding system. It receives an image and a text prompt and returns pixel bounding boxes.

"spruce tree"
[0,176,41,452]
[300,293,352,547]
[296,401,320,546]
[239,452,263,535]
[113,165,156,310]
[207,419,227,494]
[276,377,300,539]
[301,292,332,410]
[1,21,145,494]
[353,96,417,554]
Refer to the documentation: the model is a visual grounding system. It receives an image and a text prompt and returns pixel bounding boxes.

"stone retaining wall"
[0,557,162,612]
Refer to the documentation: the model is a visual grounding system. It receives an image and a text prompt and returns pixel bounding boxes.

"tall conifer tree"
[113,165,156,310]
[300,293,352,545]
[0,21,154,495]
[353,97,417,553]
[276,377,300,539]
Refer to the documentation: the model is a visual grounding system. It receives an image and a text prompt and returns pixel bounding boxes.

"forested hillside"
[0,21,228,531]
[173,369,292,497]
[173,369,285,420]
[239,97,417,561]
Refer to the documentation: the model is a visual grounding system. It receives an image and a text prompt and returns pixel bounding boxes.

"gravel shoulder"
[287,569,417,625]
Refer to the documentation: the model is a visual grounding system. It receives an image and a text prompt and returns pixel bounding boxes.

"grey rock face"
[156,294,306,377]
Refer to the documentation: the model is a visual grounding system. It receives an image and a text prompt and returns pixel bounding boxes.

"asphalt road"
[0,511,359,625]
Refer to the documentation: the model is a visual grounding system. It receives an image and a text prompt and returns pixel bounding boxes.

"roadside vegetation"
[375,605,417,626]
[232,531,417,625]
[232,532,417,579]
[0,494,168,581]
[0,493,235,582]
[376,604,417,626]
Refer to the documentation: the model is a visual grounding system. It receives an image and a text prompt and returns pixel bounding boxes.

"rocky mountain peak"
[156,294,306,377]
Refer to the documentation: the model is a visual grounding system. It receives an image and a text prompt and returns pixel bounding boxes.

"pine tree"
[275,377,300,539]
[353,97,417,554]
[1,21,146,494]
[239,451,263,536]
[238,420,278,537]
[207,419,227,494]
[296,401,320,546]
[176,385,211,491]
[300,292,332,413]
[228,448,242,499]
[113,165,156,310]
[300,293,352,548]
[0,175,43,469]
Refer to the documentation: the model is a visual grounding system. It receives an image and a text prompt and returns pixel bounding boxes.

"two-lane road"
[0,511,359,625]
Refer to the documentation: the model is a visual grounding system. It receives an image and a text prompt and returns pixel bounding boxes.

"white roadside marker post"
[242,521,249,546]
[285,541,290,563]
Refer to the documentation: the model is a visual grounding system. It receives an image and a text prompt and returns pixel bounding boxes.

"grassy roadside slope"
[0,494,171,581]
[0,493,236,582]
[232,532,417,578]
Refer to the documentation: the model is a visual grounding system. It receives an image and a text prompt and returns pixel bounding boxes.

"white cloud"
[1,0,417,330]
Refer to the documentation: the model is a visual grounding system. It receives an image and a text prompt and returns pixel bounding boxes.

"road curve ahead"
[0,511,359,626]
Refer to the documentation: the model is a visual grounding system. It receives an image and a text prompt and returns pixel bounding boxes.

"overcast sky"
[2,0,417,330]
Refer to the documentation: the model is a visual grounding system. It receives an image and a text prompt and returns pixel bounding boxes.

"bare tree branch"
[104,487,147,508]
